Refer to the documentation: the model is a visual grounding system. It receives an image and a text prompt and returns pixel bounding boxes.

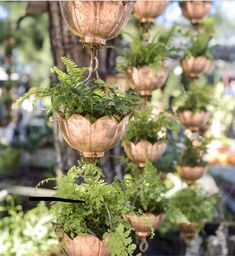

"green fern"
[116,27,177,72]
[14,57,141,122]
[123,161,167,214]
[39,161,136,255]
[167,186,217,225]
[123,107,179,144]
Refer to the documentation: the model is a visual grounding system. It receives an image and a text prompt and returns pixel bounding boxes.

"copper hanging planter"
[177,166,206,183]
[61,234,110,256]
[57,114,129,158]
[60,1,135,46]
[125,213,164,252]
[134,0,168,23]
[128,66,168,96]
[178,222,201,241]
[178,111,209,130]
[180,1,212,24]
[181,56,211,78]
[123,140,166,167]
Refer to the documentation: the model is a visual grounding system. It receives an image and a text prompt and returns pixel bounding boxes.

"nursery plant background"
[0,1,235,256]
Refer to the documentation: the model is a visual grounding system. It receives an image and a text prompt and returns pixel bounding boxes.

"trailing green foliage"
[122,107,179,144]
[178,136,210,167]
[182,17,217,58]
[123,161,167,214]
[13,57,141,122]
[116,27,176,72]
[176,83,213,113]
[0,144,21,174]
[40,162,136,256]
[0,196,58,256]
[167,186,217,225]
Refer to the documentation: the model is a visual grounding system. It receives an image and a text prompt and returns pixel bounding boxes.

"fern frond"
[12,87,51,109]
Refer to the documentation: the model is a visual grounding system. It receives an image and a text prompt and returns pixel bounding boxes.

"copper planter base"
[61,233,110,256]
[123,140,166,167]
[180,1,212,24]
[181,56,211,78]
[125,213,164,252]
[178,110,209,131]
[134,0,168,23]
[57,114,129,159]
[177,166,206,183]
[178,223,201,241]
[60,1,135,46]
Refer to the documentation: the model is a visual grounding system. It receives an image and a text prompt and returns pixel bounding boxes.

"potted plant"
[181,18,215,77]
[122,107,179,167]
[60,1,135,46]
[134,0,168,23]
[176,136,209,183]
[179,0,212,25]
[175,85,212,131]
[14,57,141,158]
[41,162,137,256]
[116,29,176,97]
[123,161,167,252]
[167,186,217,241]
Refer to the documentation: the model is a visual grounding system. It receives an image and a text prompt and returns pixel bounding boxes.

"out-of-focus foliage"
[167,186,218,225]
[177,135,210,167]
[0,144,21,174]
[0,196,59,256]
[123,107,179,144]
[116,26,176,72]
[174,79,215,113]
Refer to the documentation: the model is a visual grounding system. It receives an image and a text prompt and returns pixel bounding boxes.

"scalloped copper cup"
[62,234,110,256]
[178,222,201,241]
[178,111,209,130]
[60,1,135,46]
[134,0,168,23]
[123,140,166,167]
[180,1,212,24]
[177,166,206,182]
[57,114,129,158]
[128,66,168,96]
[125,213,164,238]
[181,56,211,78]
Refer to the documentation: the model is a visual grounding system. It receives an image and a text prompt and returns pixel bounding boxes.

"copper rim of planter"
[60,1,135,46]
[57,114,129,158]
[180,1,212,24]
[178,110,209,130]
[181,56,211,78]
[128,66,168,96]
[134,0,168,23]
[177,166,206,182]
[125,213,165,237]
[61,233,110,256]
[125,213,165,252]
[178,222,202,240]
[123,140,167,167]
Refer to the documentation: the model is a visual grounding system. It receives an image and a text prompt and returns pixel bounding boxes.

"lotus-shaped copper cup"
[57,114,129,158]
[123,140,166,167]
[178,222,201,241]
[125,213,164,238]
[177,166,206,182]
[181,56,211,78]
[62,234,109,256]
[178,111,209,130]
[60,1,135,46]
[134,0,168,23]
[180,1,212,24]
[128,66,168,96]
